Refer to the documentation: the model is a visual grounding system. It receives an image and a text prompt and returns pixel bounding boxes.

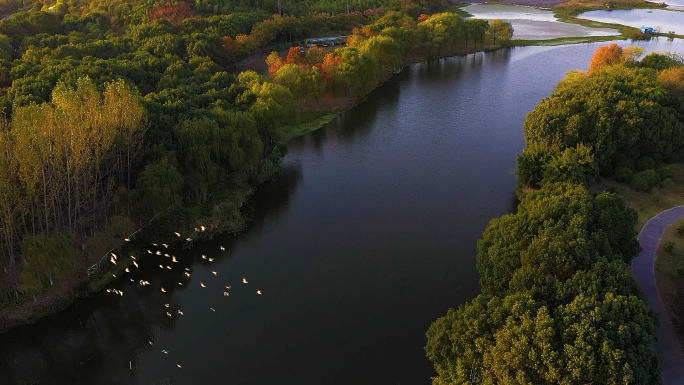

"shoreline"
[0,41,508,334]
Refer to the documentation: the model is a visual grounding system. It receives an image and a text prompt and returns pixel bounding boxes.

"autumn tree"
[589,43,623,72]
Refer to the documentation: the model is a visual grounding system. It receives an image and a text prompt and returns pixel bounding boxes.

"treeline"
[264,12,511,104]
[423,44,684,384]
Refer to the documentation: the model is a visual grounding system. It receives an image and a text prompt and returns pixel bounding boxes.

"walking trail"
[632,206,684,385]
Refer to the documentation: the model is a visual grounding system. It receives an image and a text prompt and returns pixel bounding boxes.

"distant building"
[641,26,655,33]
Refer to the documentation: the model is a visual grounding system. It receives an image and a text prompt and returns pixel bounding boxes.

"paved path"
[632,206,684,385]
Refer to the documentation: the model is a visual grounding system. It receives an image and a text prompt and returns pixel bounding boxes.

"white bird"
[161,288,166,293]
[164,253,170,257]
[124,238,130,242]
[163,244,168,248]
[131,256,137,260]
[177,364,182,368]
[166,266,172,270]
[178,282,183,286]
[125,268,130,273]
[201,226,206,231]
[153,243,158,246]
[111,253,118,259]
[224,292,230,296]
[178,310,184,315]
[130,279,134,282]
[112,274,117,277]
[166,312,172,317]
[225,286,231,289]
[202,255,207,259]
[172,256,178,263]
[162,350,168,354]
[165,304,170,308]
[156,251,161,255]
[147,249,152,254]
[257,290,262,295]
[186,238,192,242]
[210,307,215,312]
[242,278,248,284]
[133,261,139,268]
[174,232,181,237]
[184,272,191,278]
[220,246,225,251]
[200,282,206,288]
[149,341,153,345]
[110,258,117,265]
[159,265,164,269]
[208,258,214,262]
[119,291,123,296]
[185,268,191,271]
[107,289,111,292]
[212,271,217,276]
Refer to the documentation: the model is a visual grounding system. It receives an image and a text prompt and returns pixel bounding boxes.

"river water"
[1,39,684,385]
[462,3,620,40]
[579,8,684,35]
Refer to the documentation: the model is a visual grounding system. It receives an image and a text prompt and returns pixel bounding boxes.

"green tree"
[19,232,76,294]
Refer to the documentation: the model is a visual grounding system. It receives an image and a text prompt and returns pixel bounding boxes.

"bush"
[615,167,634,183]
[657,166,674,180]
[662,178,675,188]
[677,267,684,278]
[631,170,661,192]
[664,241,675,253]
[636,156,655,171]
[678,222,684,236]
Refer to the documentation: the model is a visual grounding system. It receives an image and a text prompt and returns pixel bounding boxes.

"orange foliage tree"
[589,43,623,72]
[148,2,195,25]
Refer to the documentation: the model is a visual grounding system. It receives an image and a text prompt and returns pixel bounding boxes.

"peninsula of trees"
[426,46,684,384]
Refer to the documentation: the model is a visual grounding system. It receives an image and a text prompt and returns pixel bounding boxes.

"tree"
[658,66,684,96]
[274,63,304,100]
[589,43,623,72]
[303,66,326,104]
[19,232,76,294]
[137,157,184,214]
[487,19,513,44]
[622,45,645,62]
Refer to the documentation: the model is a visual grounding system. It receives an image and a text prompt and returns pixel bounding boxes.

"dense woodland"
[0,0,514,307]
[425,46,684,384]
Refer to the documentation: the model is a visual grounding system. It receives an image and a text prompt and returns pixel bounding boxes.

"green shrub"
[677,267,684,278]
[631,169,661,192]
[664,241,675,253]
[662,178,675,188]
[678,222,684,236]
[615,167,634,182]
[657,166,674,180]
[636,156,655,171]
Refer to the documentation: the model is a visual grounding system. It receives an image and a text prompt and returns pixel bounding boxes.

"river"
[1,38,684,385]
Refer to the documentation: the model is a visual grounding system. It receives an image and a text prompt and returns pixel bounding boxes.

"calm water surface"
[1,39,684,385]
[463,3,620,39]
[579,9,684,34]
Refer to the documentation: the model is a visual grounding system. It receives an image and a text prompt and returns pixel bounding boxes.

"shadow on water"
[0,163,304,385]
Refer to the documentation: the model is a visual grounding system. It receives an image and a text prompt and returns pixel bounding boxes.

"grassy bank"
[654,219,684,357]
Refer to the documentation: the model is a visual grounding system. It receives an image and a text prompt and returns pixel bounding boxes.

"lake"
[579,8,684,35]
[1,39,684,385]
[462,3,620,40]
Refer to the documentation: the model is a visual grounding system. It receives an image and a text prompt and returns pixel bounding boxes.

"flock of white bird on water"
[106,226,262,371]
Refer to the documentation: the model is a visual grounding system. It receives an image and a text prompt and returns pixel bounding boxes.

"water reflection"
[579,9,684,35]
[463,3,620,39]
[2,39,684,385]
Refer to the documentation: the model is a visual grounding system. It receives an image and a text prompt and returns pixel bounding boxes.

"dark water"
[2,39,684,385]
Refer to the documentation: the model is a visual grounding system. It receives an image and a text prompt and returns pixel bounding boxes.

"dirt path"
[633,206,684,384]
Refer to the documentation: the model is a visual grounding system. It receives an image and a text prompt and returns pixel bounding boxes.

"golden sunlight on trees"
[589,43,623,72]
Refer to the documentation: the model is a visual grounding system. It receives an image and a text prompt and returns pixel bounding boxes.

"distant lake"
[462,3,620,40]
[579,9,684,35]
